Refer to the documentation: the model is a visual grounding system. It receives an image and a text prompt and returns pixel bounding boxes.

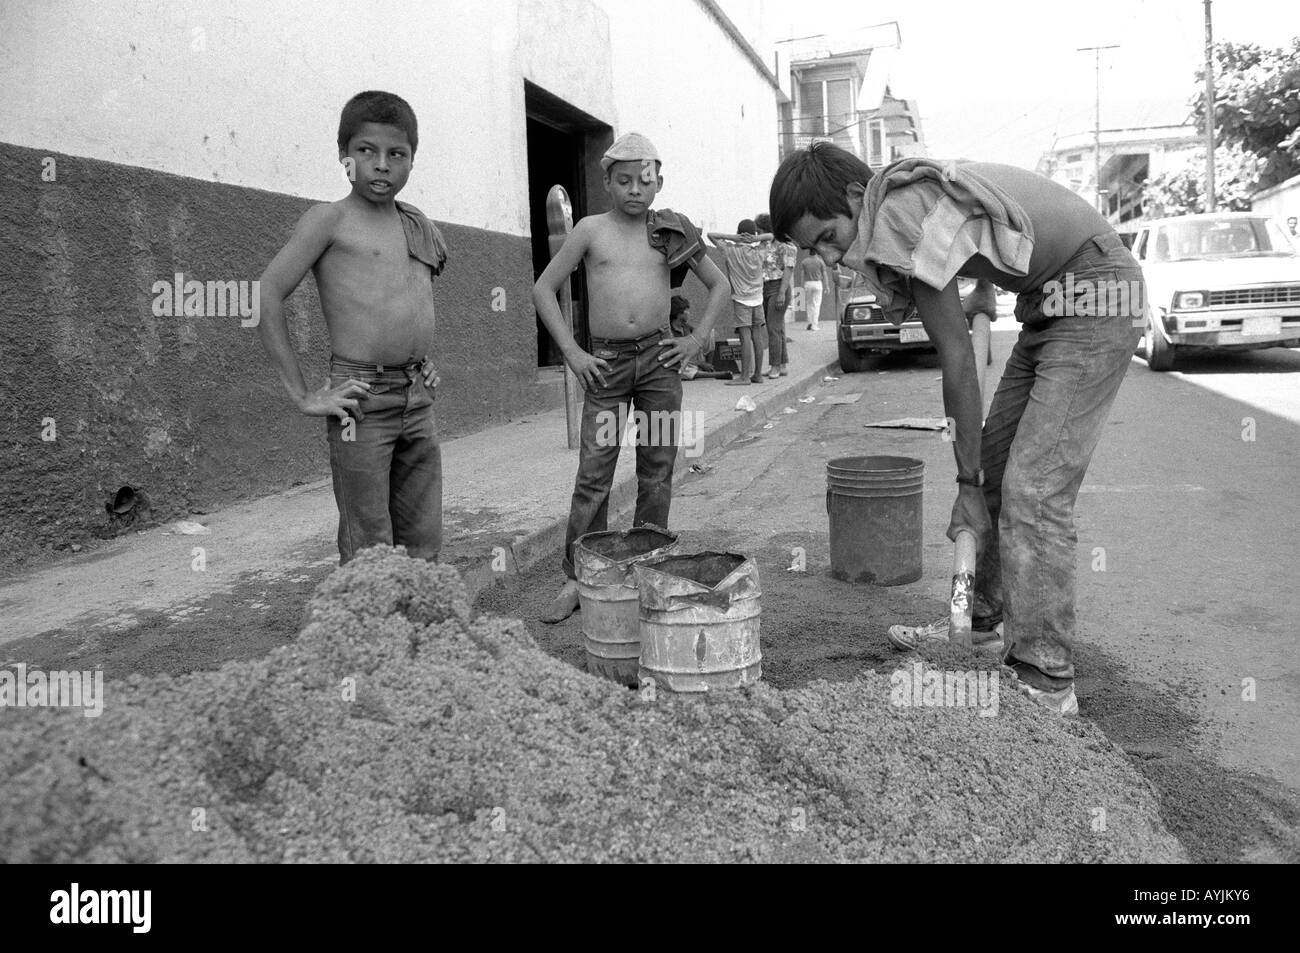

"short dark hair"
[737,218,758,235]
[769,142,873,241]
[338,91,419,154]
[670,294,690,318]
[754,212,773,232]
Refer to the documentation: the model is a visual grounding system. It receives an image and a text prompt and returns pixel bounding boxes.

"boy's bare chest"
[333,217,409,265]
[587,225,664,273]
[324,217,431,292]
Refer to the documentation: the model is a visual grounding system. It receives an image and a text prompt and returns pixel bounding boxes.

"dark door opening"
[524,82,613,367]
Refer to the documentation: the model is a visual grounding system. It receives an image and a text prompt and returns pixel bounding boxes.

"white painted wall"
[1252,175,1300,233]
[1,0,781,237]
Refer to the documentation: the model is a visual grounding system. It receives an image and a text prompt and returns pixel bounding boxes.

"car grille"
[1207,285,1300,307]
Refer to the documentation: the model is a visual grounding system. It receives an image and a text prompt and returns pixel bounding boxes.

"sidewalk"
[0,333,840,645]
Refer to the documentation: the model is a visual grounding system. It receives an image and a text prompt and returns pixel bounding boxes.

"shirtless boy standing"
[257,91,448,564]
[534,132,729,622]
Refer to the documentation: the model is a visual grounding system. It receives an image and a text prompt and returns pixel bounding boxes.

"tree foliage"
[1144,144,1259,217]
[1192,38,1300,190]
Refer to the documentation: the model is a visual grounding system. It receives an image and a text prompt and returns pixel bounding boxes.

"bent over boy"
[772,143,1144,715]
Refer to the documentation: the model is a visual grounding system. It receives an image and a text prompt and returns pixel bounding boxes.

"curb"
[457,355,842,603]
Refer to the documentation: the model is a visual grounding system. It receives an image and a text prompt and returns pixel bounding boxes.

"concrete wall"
[0,0,783,572]
[1252,174,1300,238]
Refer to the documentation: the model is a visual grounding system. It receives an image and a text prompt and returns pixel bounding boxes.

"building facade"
[1037,124,1202,237]
[776,31,925,168]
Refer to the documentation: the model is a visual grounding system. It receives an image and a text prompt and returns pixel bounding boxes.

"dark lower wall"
[0,142,558,575]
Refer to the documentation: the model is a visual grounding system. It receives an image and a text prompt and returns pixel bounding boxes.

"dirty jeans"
[326,356,442,564]
[562,329,683,579]
[976,234,1144,689]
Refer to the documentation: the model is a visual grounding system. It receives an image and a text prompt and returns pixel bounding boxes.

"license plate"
[1241,315,1282,337]
[899,327,929,343]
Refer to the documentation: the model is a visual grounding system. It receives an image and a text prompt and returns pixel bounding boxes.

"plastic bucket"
[634,552,762,693]
[575,525,679,685]
[826,455,923,585]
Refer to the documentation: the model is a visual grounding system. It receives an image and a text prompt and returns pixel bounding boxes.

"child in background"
[670,295,729,380]
[800,251,825,330]
[708,219,772,384]
[755,212,795,377]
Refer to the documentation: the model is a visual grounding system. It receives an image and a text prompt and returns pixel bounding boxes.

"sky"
[720,0,1296,169]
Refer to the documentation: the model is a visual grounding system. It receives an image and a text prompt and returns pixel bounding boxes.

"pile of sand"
[1,547,1184,862]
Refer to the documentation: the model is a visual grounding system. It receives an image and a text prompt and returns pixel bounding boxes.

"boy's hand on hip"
[420,358,440,395]
[566,350,611,391]
[947,484,992,551]
[298,376,370,422]
[657,335,699,369]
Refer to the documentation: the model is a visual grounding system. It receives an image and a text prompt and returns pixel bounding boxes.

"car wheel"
[1144,315,1175,371]
[838,340,868,373]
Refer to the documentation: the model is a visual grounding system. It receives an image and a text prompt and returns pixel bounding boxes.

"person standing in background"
[800,251,825,330]
[755,213,795,377]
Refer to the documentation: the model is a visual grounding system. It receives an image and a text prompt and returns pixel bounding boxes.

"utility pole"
[1078,44,1119,217]
[1204,0,1216,212]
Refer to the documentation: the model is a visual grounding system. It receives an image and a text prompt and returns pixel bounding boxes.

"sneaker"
[886,617,1004,651]
[766,369,780,379]
[886,616,950,650]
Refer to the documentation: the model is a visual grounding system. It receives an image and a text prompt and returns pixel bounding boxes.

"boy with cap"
[258,90,448,565]
[770,143,1145,716]
[534,132,729,622]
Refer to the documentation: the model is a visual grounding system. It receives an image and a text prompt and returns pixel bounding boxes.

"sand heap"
[1,547,1184,863]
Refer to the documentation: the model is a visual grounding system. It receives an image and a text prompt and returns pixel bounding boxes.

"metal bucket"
[826,455,923,585]
[634,552,762,693]
[574,525,679,685]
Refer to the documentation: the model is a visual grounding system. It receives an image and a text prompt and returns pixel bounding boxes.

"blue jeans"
[763,278,787,367]
[977,234,1144,689]
[326,356,442,564]
[562,329,683,578]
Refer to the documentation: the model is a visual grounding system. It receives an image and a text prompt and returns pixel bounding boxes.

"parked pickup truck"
[1133,212,1300,370]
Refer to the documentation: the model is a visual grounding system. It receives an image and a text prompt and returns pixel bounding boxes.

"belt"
[589,326,671,350]
[330,354,427,373]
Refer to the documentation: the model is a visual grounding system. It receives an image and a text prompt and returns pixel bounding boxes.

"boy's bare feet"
[541,579,581,623]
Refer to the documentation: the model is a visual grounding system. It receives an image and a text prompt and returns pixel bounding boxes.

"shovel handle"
[950,530,977,649]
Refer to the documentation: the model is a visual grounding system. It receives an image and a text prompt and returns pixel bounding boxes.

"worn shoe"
[541,580,581,624]
[1003,663,1079,717]
[886,617,1003,651]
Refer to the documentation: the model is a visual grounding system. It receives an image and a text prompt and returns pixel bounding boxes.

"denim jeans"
[561,329,683,578]
[763,278,787,367]
[976,234,1144,689]
[326,356,442,564]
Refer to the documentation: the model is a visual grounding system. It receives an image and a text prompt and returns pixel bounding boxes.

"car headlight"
[1176,291,1205,310]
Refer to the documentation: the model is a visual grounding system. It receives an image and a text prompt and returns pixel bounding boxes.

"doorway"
[524,82,612,366]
